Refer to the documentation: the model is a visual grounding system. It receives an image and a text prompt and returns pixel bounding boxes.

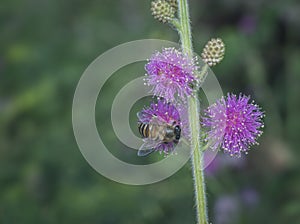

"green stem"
[177,0,208,223]
[177,0,192,55]
[188,96,208,224]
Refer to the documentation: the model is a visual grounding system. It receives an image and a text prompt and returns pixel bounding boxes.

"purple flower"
[144,47,198,102]
[202,93,264,157]
[137,99,183,155]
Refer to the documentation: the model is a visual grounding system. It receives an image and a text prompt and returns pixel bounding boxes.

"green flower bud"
[201,38,225,66]
[151,0,176,24]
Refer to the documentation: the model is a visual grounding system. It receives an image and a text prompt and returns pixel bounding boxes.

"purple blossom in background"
[205,154,220,176]
[202,93,264,157]
[241,187,259,208]
[144,47,198,102]
[214,195,239,224]
[205,153,246,176]
[238,15,257,35]
[137,99,182,154]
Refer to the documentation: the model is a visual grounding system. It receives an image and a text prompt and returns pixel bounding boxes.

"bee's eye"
[174,125,181,135]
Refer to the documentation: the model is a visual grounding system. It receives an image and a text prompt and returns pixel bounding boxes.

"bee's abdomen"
[138,123,149,138]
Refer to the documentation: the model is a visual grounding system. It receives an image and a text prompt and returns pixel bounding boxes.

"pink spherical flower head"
[144,47,199,102]
[202,93,264,157]
[137,99,183,156]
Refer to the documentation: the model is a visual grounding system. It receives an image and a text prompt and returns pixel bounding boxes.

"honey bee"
[137,115,181,156]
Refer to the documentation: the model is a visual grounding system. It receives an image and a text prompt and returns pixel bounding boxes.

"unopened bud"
[151,0,176,24]
[201,38,225,66]
[166,0,178,11]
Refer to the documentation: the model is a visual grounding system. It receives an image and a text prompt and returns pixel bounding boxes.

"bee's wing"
[137,146,154,157]
[137,113,165,125]
[150,115,165,126]
[137,111,143,121]
[137,139,160,157]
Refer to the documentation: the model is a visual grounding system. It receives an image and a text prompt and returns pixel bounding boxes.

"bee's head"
[174,125,181,140]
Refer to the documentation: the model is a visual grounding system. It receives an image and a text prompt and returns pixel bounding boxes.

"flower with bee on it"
[202,93,264,157]
[137,99,183,156]
[144,47,199,103]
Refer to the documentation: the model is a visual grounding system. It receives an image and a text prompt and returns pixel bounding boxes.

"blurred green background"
[1,0,300,223]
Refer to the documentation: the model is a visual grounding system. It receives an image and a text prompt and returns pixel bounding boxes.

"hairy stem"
[188,97,208,224]
[177,0,208,223]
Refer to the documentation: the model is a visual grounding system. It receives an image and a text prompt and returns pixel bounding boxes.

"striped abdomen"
[138,123,150,138]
